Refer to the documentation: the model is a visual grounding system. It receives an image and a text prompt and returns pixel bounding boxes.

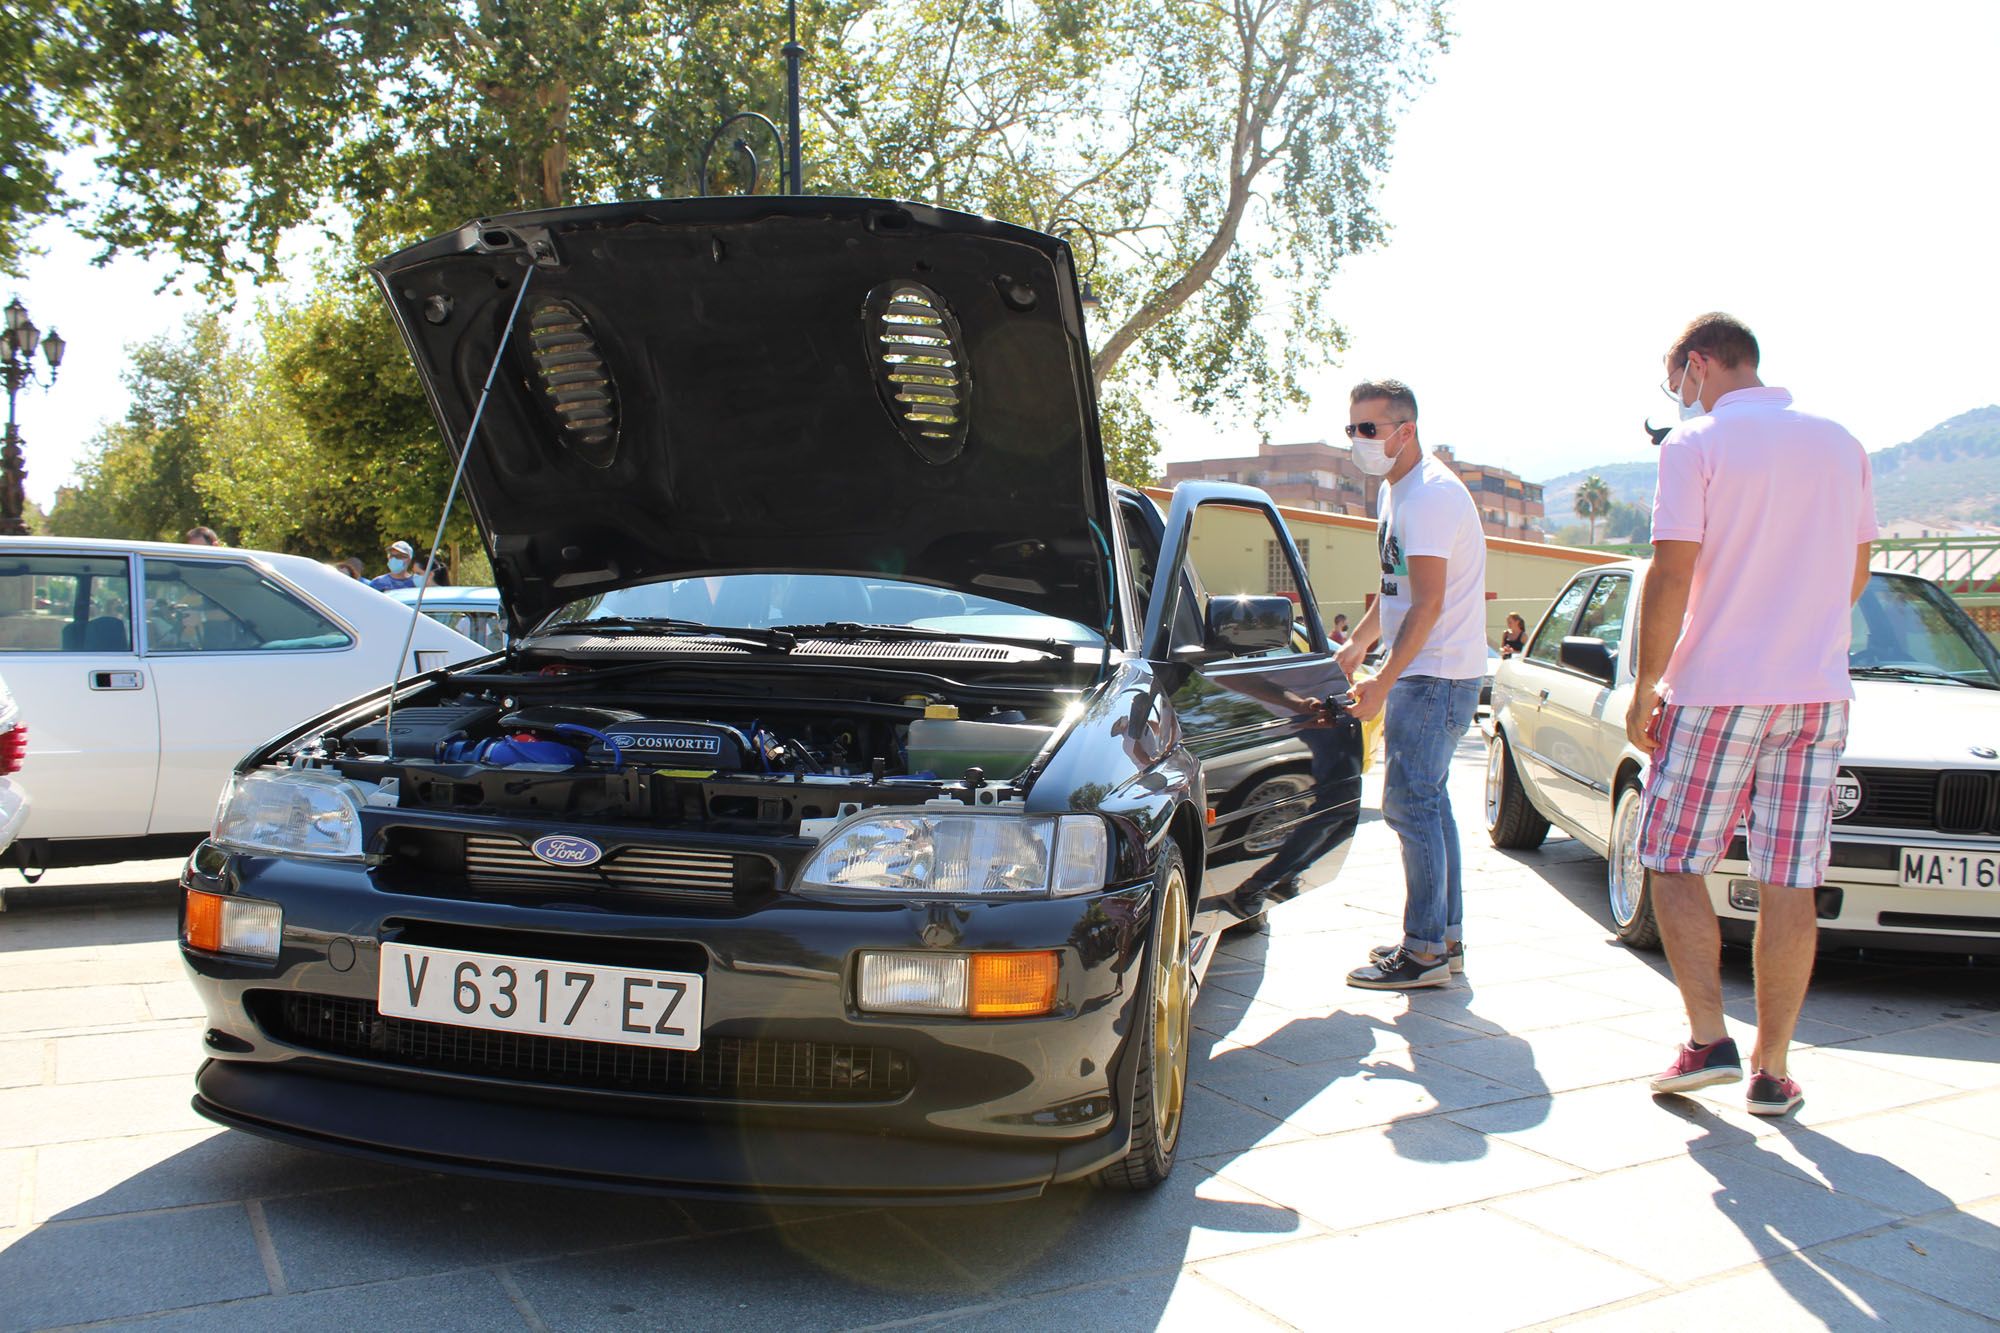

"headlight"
[798,811,1109,898]
[212,769,367,860]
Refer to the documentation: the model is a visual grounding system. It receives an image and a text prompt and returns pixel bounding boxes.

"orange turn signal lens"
[969,951,1059,1017]
[184,888,223,952]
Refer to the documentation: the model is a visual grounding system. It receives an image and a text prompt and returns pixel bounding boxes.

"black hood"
[371,196,1116,636]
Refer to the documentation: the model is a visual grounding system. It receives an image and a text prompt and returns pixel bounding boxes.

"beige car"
[1486,559,2000,957]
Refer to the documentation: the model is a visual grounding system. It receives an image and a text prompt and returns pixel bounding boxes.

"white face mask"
[1350,438,1390,475]
[1350,426,1402,475]
[1673,359,1706,421]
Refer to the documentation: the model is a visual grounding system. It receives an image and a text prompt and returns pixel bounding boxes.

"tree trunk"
[538,83,571,207]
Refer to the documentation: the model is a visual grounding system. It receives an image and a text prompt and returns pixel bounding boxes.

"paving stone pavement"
[3,738,1997,1331]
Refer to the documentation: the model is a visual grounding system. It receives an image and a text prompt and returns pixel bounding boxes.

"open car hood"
[371,197,1116,637]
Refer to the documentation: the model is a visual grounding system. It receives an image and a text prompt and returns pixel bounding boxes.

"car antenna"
[384,265,539,760]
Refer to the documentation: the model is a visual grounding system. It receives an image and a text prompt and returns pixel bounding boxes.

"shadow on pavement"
[0,894,1559,1331]
[1673,1105,2000,1325]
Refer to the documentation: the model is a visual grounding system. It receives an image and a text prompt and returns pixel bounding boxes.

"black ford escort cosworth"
[179,195,1362,1201]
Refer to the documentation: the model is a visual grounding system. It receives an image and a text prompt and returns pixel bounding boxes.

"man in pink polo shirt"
[1626,312,1876,1118]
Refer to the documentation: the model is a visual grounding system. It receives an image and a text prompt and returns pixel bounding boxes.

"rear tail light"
[0,724,26,776]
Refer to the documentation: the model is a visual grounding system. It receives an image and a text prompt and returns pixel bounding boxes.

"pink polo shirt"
[1652,386,1877,707]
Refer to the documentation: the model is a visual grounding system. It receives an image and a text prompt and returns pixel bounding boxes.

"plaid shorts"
[1636,701,1851,889]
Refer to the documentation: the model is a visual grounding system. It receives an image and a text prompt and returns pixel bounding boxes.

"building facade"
[1160,438,1545,541]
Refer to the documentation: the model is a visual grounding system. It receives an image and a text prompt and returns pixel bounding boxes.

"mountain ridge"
[1537,405,2000,528]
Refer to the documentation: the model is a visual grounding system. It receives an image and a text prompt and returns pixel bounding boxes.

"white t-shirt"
[1376,453,1488,681]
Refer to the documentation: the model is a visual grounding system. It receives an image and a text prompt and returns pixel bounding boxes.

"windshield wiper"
[777,621,1068,657]
[533,616,795,652]
[1851,665,2000,691]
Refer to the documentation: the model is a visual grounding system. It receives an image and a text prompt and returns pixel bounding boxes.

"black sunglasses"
[1344,420,1405,439]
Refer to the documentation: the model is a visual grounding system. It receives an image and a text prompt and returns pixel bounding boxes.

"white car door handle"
[88,669,144,691]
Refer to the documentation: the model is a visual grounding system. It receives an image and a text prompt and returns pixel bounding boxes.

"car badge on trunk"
[531,834,604,867]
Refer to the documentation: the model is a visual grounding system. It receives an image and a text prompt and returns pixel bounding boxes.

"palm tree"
[1575,475,1613,545]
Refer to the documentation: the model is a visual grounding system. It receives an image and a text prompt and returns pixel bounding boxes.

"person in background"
[184,526,220,546]
[418,551,451,587]
[369,540,419,592]
[336,557,366,580]
[1329,613,1351,646]
[1629,312,1875,1118]
[1500,612,1527,658]
[1335,378,1490,989]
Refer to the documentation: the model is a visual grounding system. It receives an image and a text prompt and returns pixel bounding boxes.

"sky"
[5,0,1998,510]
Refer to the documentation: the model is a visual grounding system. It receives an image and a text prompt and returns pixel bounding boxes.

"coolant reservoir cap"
[924,703,960,720]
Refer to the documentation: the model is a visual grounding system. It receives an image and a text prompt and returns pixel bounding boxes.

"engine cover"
[587,719,749,770]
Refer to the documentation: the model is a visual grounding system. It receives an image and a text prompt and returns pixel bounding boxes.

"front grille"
[1842,768,2000,836]
[1846,768,1940,829]
[463,835,739,902]
[1937,773,1994,835]
[261,993,913,1102]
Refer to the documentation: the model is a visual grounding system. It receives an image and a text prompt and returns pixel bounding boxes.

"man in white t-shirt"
[1335,379,1490,989]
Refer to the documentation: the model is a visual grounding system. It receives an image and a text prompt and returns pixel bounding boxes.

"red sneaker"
[1650,1037,1743,1094]
[1746,1069,1804,1117]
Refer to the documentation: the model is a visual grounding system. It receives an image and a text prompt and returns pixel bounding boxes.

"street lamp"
[2,295,65,537]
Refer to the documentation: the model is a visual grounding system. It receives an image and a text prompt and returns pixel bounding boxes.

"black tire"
[1607,780,1662,949]
[1485,732,1550,850]
[1095,839,1192,1191]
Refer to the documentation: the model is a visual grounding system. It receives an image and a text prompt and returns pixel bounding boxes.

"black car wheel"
[1485,732,1550,850]
[1096,838,1191,1191]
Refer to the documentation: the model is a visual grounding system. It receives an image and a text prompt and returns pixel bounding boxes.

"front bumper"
[180,843,1156,1202]
[1706,832,2000,956]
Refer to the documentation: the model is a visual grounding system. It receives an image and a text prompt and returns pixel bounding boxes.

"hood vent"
[867,280,969,463]
[527,299,619,468]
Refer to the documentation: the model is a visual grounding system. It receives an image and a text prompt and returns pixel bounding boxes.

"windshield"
[1851,575,2000,685]
[538,574,1104,645]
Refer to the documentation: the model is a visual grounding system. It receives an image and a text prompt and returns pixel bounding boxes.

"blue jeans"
[1382,674,1480,955]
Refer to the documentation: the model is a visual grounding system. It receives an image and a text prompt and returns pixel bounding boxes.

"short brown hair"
[1349,379,1418,419]
[1668,313,1759,370]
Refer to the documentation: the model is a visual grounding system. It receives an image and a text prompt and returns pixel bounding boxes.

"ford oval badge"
[531,834,603,867]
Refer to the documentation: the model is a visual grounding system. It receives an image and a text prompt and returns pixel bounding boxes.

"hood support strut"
[384,265,539,759]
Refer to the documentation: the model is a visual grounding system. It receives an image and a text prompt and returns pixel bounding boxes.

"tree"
[818,0,1449,471]
[47,317,237,541]
[43,0,848,287]
[27,1,1446,511]
[0,0,62,274]
[1574,474,1612,546]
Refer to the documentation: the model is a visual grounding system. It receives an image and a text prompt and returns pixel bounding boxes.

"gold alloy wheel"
[1151,863,1192,1154]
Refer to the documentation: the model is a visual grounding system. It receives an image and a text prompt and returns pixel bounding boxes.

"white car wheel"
[1607,782,1660,948]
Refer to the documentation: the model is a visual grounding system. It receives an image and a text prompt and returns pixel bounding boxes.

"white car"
[0,671,28,857]
[0,538,482,862]
[387,584,506,653]
[1487,559,2000,956]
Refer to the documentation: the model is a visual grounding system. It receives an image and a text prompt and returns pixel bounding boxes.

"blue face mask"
[388,556,409,574]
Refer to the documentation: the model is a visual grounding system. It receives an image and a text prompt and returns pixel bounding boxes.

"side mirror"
[1559,635,1617,685]
[1201,595,1294,656]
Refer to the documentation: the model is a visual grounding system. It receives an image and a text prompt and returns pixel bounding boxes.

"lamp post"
[697,0,806,195]
[2,296,65,537]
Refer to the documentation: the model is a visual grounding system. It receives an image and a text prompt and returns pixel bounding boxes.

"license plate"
[1900,850,2000,891]
[379,943,703,1051]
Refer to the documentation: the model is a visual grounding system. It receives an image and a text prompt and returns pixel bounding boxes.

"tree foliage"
[1573,473,1613,546]
[47,317,234,541]
[0,0,63,275]
[26,0,1448,532]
